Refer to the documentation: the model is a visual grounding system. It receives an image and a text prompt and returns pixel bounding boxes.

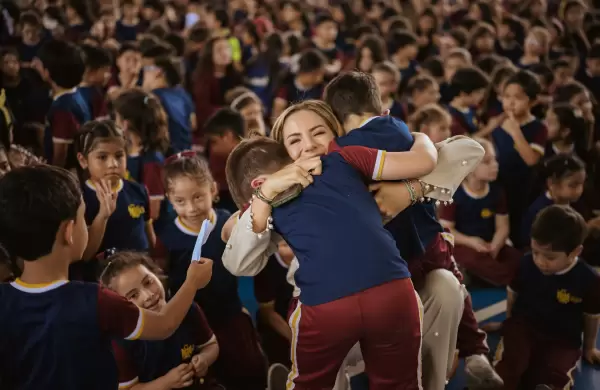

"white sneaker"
[465,354,504,389]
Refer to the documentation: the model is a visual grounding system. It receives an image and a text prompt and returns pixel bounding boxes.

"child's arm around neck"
[377,132,438,179]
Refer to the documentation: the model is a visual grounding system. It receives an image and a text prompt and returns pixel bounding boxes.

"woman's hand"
[260,157,322,200]
[369,182,413,220]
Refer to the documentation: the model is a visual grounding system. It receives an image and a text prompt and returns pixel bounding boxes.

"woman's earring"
[213,195,220,204]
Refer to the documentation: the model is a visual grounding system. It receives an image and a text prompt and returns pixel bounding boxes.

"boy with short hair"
[447,66,489,136]
[205,108,245,213]
[323,71,501,389]
[35,40,92,168]
[226,131,438,389]
[387,29,419,93]
[311,13,342,77]
[495,205,600,389]
[0,165,213,389]
[18,12,44,64]
[79,45,112,119]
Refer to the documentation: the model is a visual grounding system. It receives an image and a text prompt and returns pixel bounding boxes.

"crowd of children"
[1,0,600,389]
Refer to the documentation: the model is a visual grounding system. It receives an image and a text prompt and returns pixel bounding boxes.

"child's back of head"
[541,154,585,204]
[323,71,383,129]
[531,204,586,256]
[0,165,82,263]
[225,137,292,209]
[36,40,86,89]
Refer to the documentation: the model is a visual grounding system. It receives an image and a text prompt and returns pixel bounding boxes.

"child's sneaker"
[465,354,503,389]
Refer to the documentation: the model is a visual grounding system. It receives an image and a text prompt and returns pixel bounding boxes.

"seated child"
[447,66,489,136]
[439,138,521,286]
[494,205,600,390]
[154,153,267,390]
[226,134,438,389]
[521,154,585,247]
[0,165,213,389]
[102,251,222,390]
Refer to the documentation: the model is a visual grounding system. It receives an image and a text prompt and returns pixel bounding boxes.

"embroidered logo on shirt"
[181,344,194,361]
[128,204,145,219]
[480,208,494,218]
[556,289,582,304]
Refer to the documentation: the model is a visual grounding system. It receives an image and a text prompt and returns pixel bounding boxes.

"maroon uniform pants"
[453,244,522,287]
[287,278,422,390]
[494,316,580,390]
[211,310,268,390]
[409,233,489,357]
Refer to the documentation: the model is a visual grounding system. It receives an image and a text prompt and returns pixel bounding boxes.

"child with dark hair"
[544,103,588,159]
[79,44,112,119]
[387,29,420,94]
[447,66,489,136]
[35,39,91,168]
[311,13,342,78]
[371,61,403,119]
[0,165,213,389]
[74,120,155,272]
[492,70,548,246]
[113,89,169,220]
[142,51,195,153]
[102,252,222,390]
[495,205,600,389]
[577,42,600,102]
[107,43,143,98]
[272,49,327,120]
[155,153,267,390]
[204,6,242,67]
[439,138,521,286]
[204,108,245,213]
[521,154,586,246]
[115,0,142,42]
[323,72,500,389]
[18,12,45,64]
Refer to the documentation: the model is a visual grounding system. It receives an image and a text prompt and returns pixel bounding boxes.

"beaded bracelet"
[403,180,417,205]
[246,196,274,239]
[253,186,273,205]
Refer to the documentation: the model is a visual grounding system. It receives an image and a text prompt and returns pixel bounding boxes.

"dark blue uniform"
[153,86,194,153]
[448,105,479,136]
[275,74,323,105]
[0,280,143,390]
[126,150,165,200]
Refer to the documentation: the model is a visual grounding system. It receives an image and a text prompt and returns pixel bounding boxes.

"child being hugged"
[0,165,213,390]
[75,120,156,272]
[495,205,600,389]
[102,251,222,390]
[439,138,521,286]
[113,89,170,221]
[492,70,548,247]
[521,154,586,247]
[154,153,267,390]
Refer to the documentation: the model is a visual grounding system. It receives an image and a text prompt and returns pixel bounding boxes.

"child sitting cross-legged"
[494,205,600,389]
[439,138,522,286]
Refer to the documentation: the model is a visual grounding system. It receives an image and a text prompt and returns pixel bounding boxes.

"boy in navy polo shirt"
[494,205,600,389]
[226,134,438,390]
[447,66,489,136]
[35,40,92,167]
[324,71,501,388]
[0,165,213,390]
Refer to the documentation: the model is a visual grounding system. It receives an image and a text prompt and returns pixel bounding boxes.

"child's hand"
[468,237,491,253]
[261,158,321,199]
[186,258,213,289]
[191,354,209,377]
[501,114,522,139]
[96,179,117,221]
[584,348,600,365]
[489,242,502,259]
[164,363,195,388]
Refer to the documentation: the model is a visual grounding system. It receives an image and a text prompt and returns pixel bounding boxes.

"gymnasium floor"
[237,277,600,390]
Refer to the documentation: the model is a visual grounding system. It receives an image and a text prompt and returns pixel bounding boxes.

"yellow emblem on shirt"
[556,289,582,304]
[181,344,194,361]
[128,204,145,219]
[480,208,494,218]
[124,170,132,181]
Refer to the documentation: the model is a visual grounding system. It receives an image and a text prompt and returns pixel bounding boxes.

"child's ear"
[76,153,88,169]
[211,181,219,197]
[570,244,583,260]
[63,219,75,246]
[250,176,266,189]
[381,109,390,116]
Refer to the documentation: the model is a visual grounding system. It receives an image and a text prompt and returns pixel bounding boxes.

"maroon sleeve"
[583,273,600,315]
[97,285,144,340]
[51,110,80,142]
[142,161,164,198]
[327,140,341,153]
[193,74,221,130]
[437,202,457,222]
[276,85,288,100]
[112,341,139,386]
[496,189,508,215]
[450,117,467,136]
[254,265,277,304]
[337,145,380,178]
[189,303,214,345]
[92,90,109,119]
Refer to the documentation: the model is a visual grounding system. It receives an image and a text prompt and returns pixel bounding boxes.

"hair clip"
[165,150,197,164]
[143,96,149,105]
